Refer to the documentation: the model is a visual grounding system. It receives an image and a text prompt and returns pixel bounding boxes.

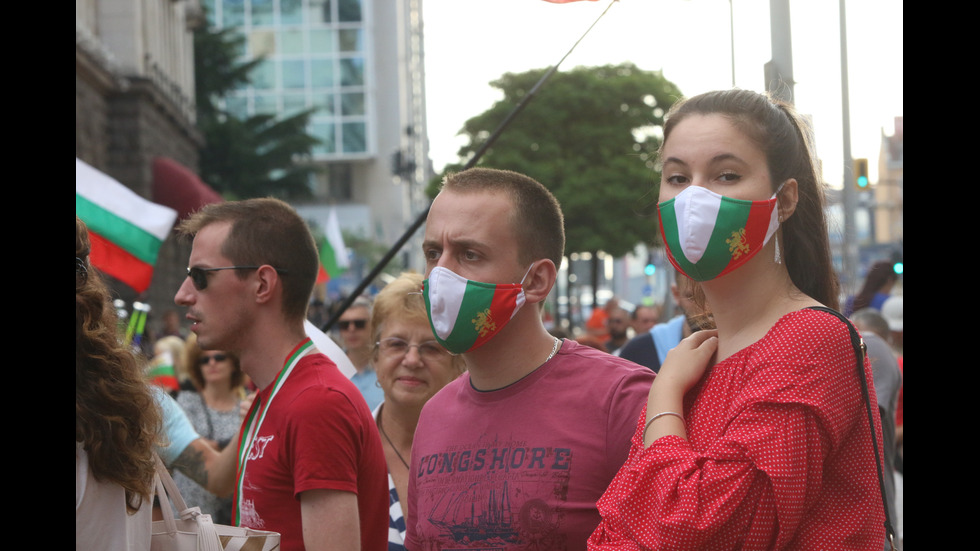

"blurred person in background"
[845,260,898,316]
[174,334,249,524]
[631,304,660,336]
[337,297,384,410]
[605,306,631,355]
[619,270,701,373]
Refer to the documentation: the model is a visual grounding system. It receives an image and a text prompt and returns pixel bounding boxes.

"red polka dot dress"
[589,309,886,550]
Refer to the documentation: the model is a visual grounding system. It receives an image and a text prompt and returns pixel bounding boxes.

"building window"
[327,162,353,200]
[206,0,370,160]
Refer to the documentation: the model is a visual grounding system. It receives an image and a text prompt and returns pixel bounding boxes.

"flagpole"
[322,0,619,333]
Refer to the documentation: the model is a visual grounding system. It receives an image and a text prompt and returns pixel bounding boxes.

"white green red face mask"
[658,184,783,282]
[422,266,529,354]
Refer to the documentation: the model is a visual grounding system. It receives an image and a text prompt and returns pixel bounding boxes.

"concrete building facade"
[76,0,205,331]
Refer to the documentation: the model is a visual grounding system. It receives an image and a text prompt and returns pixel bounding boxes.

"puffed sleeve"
[590,312,865,549]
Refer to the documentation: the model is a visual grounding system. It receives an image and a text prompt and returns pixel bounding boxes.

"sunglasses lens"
[199,353,227,365]
[188,268,208,291]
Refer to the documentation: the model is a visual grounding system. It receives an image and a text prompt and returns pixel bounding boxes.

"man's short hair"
[178,198,318,321]
[440,168,565,268]
[632,304,658,320]
[851,308,891,341]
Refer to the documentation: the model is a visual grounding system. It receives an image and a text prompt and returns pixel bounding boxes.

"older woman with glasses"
[370,272,465,550]
[174,334,249,524]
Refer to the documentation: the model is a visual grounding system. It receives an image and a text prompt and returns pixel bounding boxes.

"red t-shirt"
[238,349,388,551]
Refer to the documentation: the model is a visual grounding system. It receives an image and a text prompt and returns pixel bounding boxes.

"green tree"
[194,20,320,199]
[437,63,682,305]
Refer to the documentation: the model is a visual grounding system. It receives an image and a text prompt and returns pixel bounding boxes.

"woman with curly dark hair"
[76,215,162,549]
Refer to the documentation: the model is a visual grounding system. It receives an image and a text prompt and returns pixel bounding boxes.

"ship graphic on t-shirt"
[425,480,560,548]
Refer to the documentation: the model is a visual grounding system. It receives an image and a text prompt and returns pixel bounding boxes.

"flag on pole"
[76,158,178,293]
[147,348,180,393]
[316,207,350,284]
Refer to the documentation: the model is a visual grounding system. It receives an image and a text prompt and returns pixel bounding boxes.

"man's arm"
[170,434,239,498]
[156,387,240,497]
[300,489,360,551]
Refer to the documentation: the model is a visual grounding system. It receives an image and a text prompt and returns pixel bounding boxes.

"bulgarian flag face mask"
[423,266,530,354]
[658,183,783,282]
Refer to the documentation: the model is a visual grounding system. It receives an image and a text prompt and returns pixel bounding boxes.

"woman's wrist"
[644,411,685,438]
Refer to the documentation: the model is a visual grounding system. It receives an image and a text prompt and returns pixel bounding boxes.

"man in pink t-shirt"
[175,198,388,551]
[408,168,654,550]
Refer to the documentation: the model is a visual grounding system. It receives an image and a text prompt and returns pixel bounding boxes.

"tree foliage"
[194,20,320,200]
[436,63,682,257]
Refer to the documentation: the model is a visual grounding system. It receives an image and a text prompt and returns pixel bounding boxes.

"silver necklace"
[546,337,561,363]
[468,337,562,393]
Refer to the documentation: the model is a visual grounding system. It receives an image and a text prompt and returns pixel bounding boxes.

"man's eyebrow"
[423,237,486,250]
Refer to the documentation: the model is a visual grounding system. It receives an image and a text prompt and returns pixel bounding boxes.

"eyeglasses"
[199,353,228,365]
[338,319,368,331]
[186,265,288,291]
[376,337,448,361]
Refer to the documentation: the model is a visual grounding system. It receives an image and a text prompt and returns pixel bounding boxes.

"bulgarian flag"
[147,349,180,393]
[76,158,178,293]
[316,207,350,284]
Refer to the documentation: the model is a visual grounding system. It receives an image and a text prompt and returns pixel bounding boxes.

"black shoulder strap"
[808,306,896,549]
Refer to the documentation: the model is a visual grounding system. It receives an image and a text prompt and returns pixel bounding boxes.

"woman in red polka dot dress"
[588,89,887,550]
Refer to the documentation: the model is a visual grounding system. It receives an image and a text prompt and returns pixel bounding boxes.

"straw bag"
[151,455,280,551]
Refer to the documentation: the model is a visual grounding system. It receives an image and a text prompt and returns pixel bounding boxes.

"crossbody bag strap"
[808,306,896,550]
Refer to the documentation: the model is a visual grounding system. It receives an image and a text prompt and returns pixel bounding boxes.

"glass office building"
[203,0,373,158]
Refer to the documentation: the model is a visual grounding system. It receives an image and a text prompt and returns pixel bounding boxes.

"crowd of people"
[77,89,903,550]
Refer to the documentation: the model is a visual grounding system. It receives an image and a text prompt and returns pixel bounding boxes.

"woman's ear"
[777,179,799,222]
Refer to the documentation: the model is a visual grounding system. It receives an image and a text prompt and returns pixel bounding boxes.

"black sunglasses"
[186,265,288,291]
[338,319,368,330]
[199,353,228,365]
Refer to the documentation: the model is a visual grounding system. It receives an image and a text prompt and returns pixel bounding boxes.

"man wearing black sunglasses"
[174,198,388,551]
[336,297,384,410]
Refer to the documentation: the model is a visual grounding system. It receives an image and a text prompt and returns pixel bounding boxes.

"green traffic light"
[854,158,869,190]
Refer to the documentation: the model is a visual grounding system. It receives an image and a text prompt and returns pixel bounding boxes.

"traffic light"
[644,253,656,276]
[891,251,903,276]
[853,158,870,190]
